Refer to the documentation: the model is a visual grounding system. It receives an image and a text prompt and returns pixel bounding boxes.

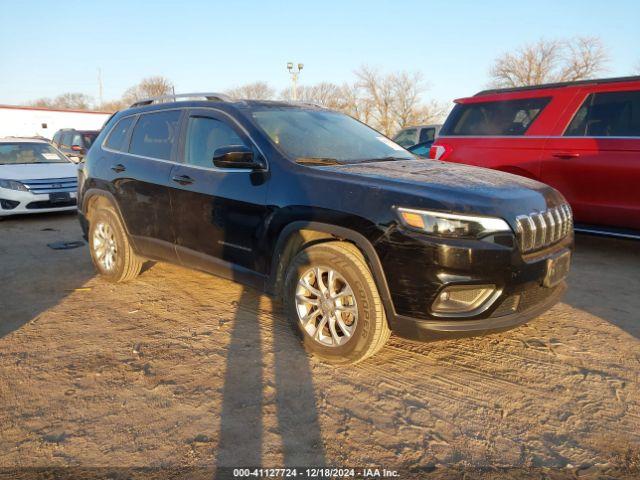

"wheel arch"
[268,221,396,320]
[82,189,129,233]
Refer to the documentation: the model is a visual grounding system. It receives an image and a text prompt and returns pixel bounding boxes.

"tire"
[283,241,391,365]
[88,208,142,283]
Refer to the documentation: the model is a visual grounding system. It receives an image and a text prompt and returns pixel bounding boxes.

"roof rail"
[475,75,640,96]
[130,92,233,108]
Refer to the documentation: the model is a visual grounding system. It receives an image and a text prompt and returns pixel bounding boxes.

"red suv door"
[540,86,640,230]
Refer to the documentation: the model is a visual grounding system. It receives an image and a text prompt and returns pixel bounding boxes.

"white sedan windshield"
[0,143,69,165]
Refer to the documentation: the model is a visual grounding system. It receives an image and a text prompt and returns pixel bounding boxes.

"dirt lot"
[1,212,639,478]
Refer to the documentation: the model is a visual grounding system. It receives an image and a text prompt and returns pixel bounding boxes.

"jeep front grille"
[515,204,572,253]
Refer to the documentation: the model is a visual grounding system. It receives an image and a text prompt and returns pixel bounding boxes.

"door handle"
[111,163,126,173]
[552,152,580,159]
[172,174,194,186]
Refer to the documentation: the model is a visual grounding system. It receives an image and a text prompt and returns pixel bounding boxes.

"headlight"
[0,179,29,192]
[397,207,512,239]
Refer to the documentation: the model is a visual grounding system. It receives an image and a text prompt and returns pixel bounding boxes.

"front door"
[169,109,270,280]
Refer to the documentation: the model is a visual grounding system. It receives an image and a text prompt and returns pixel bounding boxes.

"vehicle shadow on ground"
[0,212,94,339]
[565,234,640,339]
[214,285,326,474]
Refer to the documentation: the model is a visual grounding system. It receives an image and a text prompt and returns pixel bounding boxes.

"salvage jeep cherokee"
[78,93,574,364]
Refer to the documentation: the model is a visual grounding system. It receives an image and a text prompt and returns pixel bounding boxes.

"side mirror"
[212,145,261,169]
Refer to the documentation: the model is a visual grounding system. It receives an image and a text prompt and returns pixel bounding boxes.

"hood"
[0,162,78,180]
[319,159,566,219]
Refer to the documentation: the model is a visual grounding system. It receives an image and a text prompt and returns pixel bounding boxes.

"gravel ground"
[1,212,639,479]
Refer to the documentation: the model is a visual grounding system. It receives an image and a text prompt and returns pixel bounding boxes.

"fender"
[81,188,130,232]
[268,220,397,322]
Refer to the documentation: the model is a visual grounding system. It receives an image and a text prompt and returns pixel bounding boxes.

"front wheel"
[283,242,390,365]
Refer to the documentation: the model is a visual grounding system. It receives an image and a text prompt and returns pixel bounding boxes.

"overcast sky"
[1,0,638,108]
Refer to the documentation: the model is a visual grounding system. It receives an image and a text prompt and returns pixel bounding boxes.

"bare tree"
[226,81,275,100]
[29,93,94,110]
[353,66,444,135]
[355,66,397,135]
[489,36,608,87]
[98,99,127,113]
[122,76,174,104]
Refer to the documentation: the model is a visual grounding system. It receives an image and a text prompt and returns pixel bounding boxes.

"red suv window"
[565,90,640,137]
[441,97,551,136]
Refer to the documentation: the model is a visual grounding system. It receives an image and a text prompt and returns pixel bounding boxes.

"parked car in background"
[0,137,78,217]
[429,76,640,237]
[52,128,100,163]
[78,93,573,364]
[407,141,432,157]
[393,124,442,148]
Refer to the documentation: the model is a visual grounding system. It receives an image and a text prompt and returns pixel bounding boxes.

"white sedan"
[0,137,78,217]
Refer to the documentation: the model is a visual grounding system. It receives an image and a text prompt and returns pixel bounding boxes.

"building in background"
[0,105,110,139]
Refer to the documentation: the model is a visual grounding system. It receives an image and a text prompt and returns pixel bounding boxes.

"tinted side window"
[72,134,82,146]
[52,132,61,145]
[565,90,640,137]
[441,97,551,136]
[61,132,73,146]
[129,110,181,160]
[105,116,135,152]
[184,116,248,168]
[419,127,436,143]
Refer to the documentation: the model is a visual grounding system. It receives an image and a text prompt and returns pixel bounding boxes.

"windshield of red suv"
[252,108,414,163]
[0,142,70,165]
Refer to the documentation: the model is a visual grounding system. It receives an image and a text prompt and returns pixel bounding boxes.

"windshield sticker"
[42,153,60,160]
[376,136,405,151]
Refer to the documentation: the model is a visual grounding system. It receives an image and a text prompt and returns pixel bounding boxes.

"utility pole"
[287,62,303,101]
[97,68,104,107]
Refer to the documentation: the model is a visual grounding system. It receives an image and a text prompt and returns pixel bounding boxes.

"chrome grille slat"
[515,204,573,253]
[21,177,77,194]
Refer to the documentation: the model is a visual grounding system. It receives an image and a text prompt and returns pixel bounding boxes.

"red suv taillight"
[429,143,452,161]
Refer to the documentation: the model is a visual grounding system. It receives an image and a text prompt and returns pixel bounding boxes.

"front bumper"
[377,225,573,339]
[0,188,77,216]
[390,281,566,341]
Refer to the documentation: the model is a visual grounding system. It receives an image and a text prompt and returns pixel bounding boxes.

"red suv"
[429,76,640,235]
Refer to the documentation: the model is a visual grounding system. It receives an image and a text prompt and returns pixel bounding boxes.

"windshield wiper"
[295,157,341,166]
[354,156,413,164]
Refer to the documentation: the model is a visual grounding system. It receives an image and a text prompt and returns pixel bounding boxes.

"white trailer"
[0,105,111,140]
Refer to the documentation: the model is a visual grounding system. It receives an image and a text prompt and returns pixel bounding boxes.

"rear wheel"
[284,242,390,365]
[88,208,142,282]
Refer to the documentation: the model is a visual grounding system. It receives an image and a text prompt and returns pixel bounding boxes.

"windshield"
[0,143,70,165]
[252,109,414,163]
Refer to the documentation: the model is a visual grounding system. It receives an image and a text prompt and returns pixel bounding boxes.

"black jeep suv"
[78,93,573,364]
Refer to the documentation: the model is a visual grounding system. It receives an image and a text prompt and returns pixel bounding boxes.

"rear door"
[169,108,269,277]
[109,109,181,260]
[541,87,640,229]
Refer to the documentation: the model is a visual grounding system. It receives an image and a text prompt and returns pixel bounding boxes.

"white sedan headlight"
[397,207,512,239]
[0,179,29,192]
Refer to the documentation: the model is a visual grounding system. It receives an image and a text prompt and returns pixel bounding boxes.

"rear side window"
[419,127,436,143]
[441,97,551,136]
[129,110,181,160]
[52,132,61,145]
[61,132,73,146]
[565,90,640,137]
[105,116,135,151]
